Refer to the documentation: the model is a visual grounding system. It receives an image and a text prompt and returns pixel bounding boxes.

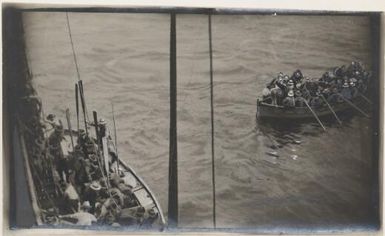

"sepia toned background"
[22,11,378,231]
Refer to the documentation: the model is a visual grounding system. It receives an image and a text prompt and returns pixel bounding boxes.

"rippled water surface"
[23,12,377,231]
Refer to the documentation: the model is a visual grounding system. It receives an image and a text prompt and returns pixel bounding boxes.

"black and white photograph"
[3,6,381,233]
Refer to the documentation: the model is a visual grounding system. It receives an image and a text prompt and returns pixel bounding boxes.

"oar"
[358,92,372,105]
[65,108,75,151]
[337,93,369,118]
[319,94,342,125]
[78,81,88,135]
[302,98,326,131]
[75,84,80,132]
[111,103,120,173]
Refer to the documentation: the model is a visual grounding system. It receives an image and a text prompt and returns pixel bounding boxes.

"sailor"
[85,138,98,156]
[269,85,284,106]
[290,69,303,86]
[109,187,125,206]
[77,129,87,146]
[84,157,100,179]
[284,79,295,95]
[119,206,146,225]
[110,171,135,195]
[72,155,91,194]
[43,208,59,225]
[47,125,69,182]
[334,65,347,78]
[141,208,159,227]
[262,87,271,100]
[96,191,122,222]
[83,180,102,213]
[283,75,290,85]
[61,181,80,214]
[357,78,367,93]
[341,79,352,100]
[347,61,363,76]
[282,86,295,108]
[59,201,97,226]
[45,114,61,131]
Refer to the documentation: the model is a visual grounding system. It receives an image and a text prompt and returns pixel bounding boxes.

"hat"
[81,201,91,209]
[89,154,98,162]
[148,208,157,217]
[99,119,107,126]
[288,90,294,97]
[90,181,101,191]
[46,114,55,121]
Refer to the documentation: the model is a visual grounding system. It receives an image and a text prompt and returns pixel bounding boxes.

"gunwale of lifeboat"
[256,95,367,120]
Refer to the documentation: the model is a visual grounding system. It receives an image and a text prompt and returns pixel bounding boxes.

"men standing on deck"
[47,124,70,182]
[98,119,118,170]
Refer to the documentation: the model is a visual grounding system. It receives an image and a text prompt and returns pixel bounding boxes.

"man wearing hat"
[47,124,69,182]
[83,180,102,213]
[98,118,118,165]
[45,114,61,131]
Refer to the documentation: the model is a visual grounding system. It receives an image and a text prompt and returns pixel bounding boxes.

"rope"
[65,12,81,82]
[208,12,216,229]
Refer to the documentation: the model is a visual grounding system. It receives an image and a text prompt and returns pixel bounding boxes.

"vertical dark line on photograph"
[168,11,178,228]
[369,13,381,228]
[208,12,217,229]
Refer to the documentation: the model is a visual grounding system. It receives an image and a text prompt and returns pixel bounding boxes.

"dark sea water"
[23,12,376,231]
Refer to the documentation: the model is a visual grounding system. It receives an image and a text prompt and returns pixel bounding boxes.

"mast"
[168,11,178,228]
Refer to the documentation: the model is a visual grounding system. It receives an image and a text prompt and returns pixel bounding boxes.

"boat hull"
[256,96,367,120]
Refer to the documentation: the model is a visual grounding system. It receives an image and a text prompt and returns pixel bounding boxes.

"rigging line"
[65,12,81,81]
[111,102,120,172]
[208,12,217,229]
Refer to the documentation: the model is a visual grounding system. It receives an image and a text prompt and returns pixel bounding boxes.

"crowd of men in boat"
[261,61,371,108]
[42,115,158,227]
